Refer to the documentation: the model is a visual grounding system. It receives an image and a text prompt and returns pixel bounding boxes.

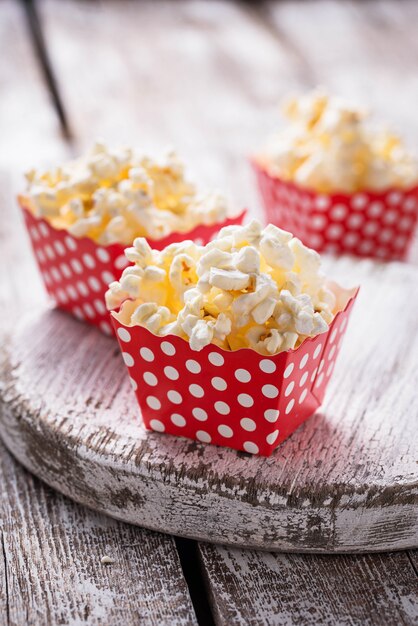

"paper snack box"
[111,284,358,456]
[253,161,418,262]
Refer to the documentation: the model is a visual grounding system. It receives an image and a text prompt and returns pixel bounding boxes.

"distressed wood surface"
[0,173,198,625]
[1,255,417,553]
[1,0,418,623]
[0,438,197,626]
[0,1,67,173]
[199,543,418,625]
[0,2,197,624]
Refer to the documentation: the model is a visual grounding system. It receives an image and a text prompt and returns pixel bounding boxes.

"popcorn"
[108,220,339,355]
[258,90,418,193]
[131,303,171,332]
[23,142,230,244]
[209,268,251,291]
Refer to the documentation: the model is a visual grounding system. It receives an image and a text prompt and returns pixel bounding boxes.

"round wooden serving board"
[0,259,417,553]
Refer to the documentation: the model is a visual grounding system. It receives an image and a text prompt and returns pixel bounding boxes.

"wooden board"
[199,543,418,625]
[0,437,197,626]
[1,256,417,553]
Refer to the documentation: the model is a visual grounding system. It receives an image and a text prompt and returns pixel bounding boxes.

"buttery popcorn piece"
[23,143,230,244]
[258,90,418,193]
[108,220,341,355]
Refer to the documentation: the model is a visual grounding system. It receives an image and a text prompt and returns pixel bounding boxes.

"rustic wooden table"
[1,1,417,624]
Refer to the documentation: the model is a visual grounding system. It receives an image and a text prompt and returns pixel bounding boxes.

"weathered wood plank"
[0,2,197,623]
[0,0,67,326]
[0,256,416,553]
[408,551,418,574]
[267,0,418,132]
[199,543,418,625]
[0,438,197,626]
[0,0,66,174]
[0,160,197,626]
[0,172,47,332]
[2,0,418,621]
[38,0,310,213]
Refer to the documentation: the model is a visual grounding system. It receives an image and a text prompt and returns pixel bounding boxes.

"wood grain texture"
[0,438,197,626]
[1,256,417,553]
[2,0,418,622]
[0,0,67,173]
[0,173,46,334]
[199,543,418,625]
[0,0,66,323]
[0,2,197,623]
[0,175,197,625]
[38,0,327,226]
[39,0,272,212]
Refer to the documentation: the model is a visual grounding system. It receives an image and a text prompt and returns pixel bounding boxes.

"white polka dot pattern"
[112,287,357,456]
[259,359,276,374]
[167,390,182,404]
[164,366,179,381]
[21,207,124,336]
[143,372,158,386]
[161,341,176,356]
[146,396,161,411]
[240,418,256,432]
[117,328,131,343]
[264,409,279,423]
[215,401,230,415]
[284,381,294,397]
[254,163,418,261]
[211,377,227,391]
[21,204,246,337]
[192,408,208,421]
[122,352,134,367]
[266,430,279,445]
[171,414,186,427]
[208,352,224,366]
[189,384,204,398]
[218,424,233,438]
[262,384,279,399]
[196,430,211,443]
[235,369,251,383]
[238,393,254,407]
[186,359,201,374]
[243,441,259,454]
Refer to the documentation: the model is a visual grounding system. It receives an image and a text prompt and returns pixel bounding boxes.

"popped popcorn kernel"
[257,89,418,193]
[23,143,231,244]
[109,220,342,355]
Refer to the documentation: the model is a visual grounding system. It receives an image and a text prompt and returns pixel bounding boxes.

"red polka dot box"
[252,161,418,262]
[111,285,358,456]
[19,198,246,335]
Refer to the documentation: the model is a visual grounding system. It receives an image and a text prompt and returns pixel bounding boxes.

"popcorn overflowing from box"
[108,220,358,455]
[19,143,245,332]
[254,90,418,261]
